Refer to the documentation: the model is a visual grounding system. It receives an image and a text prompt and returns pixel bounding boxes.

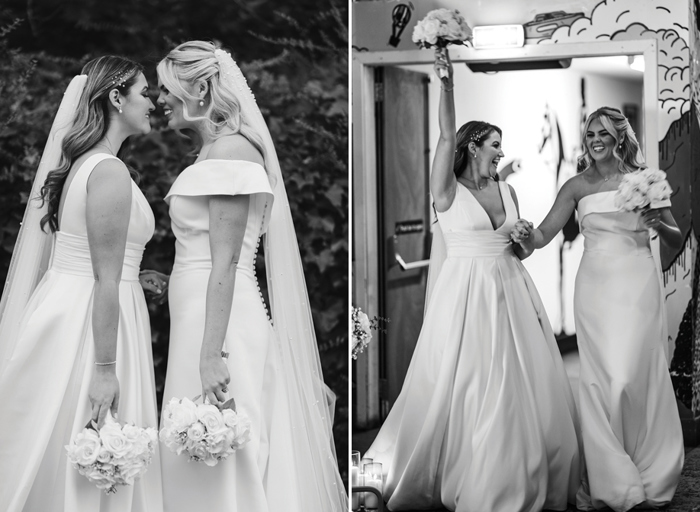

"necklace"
[95,141,115,155]
[462,176,489,191]
[597,167,619,182]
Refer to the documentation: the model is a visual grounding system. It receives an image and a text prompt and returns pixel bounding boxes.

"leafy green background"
[0,0,348,487]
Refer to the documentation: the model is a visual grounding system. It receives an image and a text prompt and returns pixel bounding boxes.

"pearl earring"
[199,100,205,107]
[118,107,122,114]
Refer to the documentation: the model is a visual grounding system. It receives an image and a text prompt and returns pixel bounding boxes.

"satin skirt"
[160,264,302,512]
[366,250,582,512]
[0,234,163,512]
[574,250,683,512]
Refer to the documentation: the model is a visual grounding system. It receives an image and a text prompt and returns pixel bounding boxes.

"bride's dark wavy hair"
[39,56,143,233]
[453,120,502,179]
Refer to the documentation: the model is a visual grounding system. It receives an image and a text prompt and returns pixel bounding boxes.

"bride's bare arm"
[532,177,579,249]
[431,48,458,213]
[86,160,132,427]
[199,135,262,405]
[200,194,249,405]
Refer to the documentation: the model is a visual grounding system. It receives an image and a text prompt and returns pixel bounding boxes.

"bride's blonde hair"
[157,40,265,159]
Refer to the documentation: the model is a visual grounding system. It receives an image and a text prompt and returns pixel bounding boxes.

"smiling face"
[473,130,504,177]
[156,77,201,131]
[117,73,155,135]
[585,117,617,163]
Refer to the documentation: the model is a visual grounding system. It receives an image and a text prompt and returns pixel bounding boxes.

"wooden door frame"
[352,39,659,428]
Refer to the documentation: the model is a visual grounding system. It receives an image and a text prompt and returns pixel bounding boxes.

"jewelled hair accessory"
[110,70,131,88]
[468,127,490,143]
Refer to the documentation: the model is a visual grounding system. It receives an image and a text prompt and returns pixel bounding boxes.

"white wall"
[403,60,643,334]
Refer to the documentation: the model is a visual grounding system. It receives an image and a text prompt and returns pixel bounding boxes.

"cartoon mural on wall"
[533,0,697,414]
[353,0,698,414]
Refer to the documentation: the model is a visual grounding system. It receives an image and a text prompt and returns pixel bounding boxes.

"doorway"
[353,39,659,428]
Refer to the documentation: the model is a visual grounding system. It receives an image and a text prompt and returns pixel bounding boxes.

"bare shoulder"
[207,134,264,166]
[87,158,131,193]
[559,172,588,201]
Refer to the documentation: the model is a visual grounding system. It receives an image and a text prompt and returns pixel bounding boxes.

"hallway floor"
[352,351,700,511]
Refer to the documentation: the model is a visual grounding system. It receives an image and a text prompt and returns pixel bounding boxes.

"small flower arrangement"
[412,9,472,49]
[65,412,158,494]
[352,307,388,360]
[159,396,251,467]
[614,168,672,211]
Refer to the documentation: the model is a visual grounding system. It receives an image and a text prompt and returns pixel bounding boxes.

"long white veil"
[215,49,348,510]
[0,75,87,371]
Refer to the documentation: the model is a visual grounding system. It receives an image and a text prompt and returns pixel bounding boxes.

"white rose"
[96,445,112,464]
[100,423,132,460]
[205,429,230,455]
[443,18,463,40]
[187,421,206,442]
[648,180,672,202]
[422,19,441,45]
[221,409,239,429]
[196,404,225,433]
[67,429,102,466]
[167,398,198,432]
[412,23,426,44]
[629,190,648,209]
[188,443,210,462]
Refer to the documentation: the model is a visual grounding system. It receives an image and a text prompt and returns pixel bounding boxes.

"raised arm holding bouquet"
[412,8,472,81]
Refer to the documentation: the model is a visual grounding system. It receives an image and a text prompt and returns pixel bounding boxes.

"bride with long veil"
[154,40,347,511]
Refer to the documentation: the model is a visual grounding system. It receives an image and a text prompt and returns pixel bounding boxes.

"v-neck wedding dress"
[365,181,582,512]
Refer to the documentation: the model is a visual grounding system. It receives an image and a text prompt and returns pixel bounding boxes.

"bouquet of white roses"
[412,9,472,50]
[352,306,373,360]
[65,412,158,494]
[614,168,672,212]
[159,396,251,467]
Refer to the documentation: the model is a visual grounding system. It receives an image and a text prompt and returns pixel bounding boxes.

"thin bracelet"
[95,360,117,366]
[441,84,454,92]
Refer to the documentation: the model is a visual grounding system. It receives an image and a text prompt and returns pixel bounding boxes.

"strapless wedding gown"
[365,181,582,512]
[574,191,683,512]
[0,153,163,512]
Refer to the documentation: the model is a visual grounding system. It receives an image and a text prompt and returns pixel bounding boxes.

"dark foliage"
[0,0,348,488]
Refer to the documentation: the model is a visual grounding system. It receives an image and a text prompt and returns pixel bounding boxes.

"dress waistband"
[51,232,143,282]
[443,231,513,258]
[583,232,651,257]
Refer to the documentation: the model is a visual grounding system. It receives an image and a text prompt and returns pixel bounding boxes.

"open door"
[376,66,431,416]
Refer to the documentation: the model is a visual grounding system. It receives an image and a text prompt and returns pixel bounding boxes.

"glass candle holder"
[351,451,361,511]
[363,462,383,510]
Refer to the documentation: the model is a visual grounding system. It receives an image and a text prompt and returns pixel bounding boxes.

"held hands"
[200,352,231,406]
[434,47,454,89]
[89,367,120,429]
[511,219,534,244]
[139,269,169,305]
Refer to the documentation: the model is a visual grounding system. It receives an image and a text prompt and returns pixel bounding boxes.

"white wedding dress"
[0,153,164,512]
[366,182,582,512]
[161,159,313,511]
[574,191,684,511]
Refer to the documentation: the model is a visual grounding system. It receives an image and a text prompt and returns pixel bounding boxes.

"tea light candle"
[363,462,383,510]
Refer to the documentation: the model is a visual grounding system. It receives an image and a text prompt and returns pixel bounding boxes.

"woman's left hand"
[641,207,662,230]
[200,353,230,406]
